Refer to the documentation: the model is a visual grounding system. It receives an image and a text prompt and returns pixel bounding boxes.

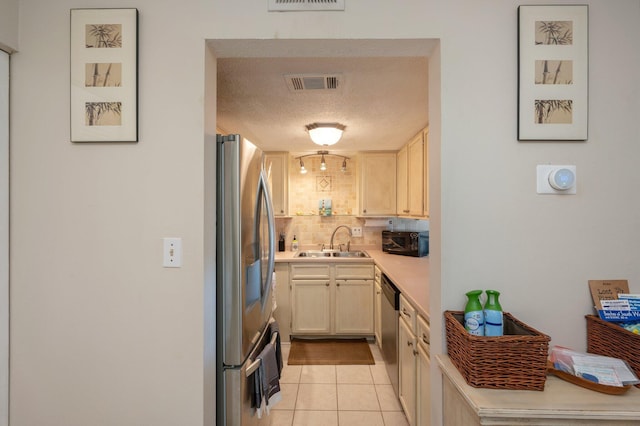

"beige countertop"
[438,354,640,422]
[275,248,430,321]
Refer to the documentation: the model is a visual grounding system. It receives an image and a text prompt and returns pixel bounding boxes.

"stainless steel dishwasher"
[381,273,400,397]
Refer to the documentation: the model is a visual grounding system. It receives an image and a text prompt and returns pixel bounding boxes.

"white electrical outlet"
[163,237,182,267]
[352,227,363,237]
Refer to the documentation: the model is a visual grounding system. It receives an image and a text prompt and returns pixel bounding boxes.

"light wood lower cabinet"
[416,314,431,425]
[273,263,291,342]
[374,281,382,348]
[291,278,331,334]
[290,262,374,336]
[398,293,431,426]
[335,278,374,334]
[399,313,417,426]
[417,339,431,426]
[374,265,382,348]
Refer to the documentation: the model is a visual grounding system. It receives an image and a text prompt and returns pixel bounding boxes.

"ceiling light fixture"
[305,123,346,146]
[295,151,350,174]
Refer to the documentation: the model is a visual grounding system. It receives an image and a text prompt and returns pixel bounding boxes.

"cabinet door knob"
[325,282,330,287]
[336,283,340,287]
[407,341,413,347]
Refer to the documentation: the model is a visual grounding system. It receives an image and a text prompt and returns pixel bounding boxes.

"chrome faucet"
[330,225,352,251]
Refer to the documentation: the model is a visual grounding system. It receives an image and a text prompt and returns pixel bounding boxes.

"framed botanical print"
[518,5,588,141]
[70,8,138,142]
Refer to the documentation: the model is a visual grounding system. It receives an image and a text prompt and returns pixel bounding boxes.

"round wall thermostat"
[548,168,575,190]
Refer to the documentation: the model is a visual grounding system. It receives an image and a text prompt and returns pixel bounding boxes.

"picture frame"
[70,8,138,142]
[518,5,588,141]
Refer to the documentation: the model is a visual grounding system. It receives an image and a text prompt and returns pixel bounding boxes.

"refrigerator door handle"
[245,330,279,377]
[258,170,276,293]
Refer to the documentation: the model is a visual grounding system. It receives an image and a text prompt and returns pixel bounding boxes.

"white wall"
[7,1,640,425]
[0,0,18,52]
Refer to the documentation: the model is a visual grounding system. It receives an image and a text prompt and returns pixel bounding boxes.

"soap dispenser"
[278,233,285,252]
[291,235,299,252]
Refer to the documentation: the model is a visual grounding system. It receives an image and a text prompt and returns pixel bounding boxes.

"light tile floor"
[269,342,409,426]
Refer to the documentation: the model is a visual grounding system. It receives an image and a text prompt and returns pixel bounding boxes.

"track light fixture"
[295,151,350,174]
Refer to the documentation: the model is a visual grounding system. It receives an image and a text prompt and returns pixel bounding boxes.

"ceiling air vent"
[284,74,343,93]
[268,0,345,12]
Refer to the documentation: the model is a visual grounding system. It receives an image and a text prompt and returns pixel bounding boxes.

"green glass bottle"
[464,290,484,336]
[484,290,503,336]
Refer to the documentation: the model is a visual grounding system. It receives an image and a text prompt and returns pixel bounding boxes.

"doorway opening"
[203,37,442,426]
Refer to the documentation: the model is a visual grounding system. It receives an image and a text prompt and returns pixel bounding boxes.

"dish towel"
[252,343,282,418]
[269,320,283,377]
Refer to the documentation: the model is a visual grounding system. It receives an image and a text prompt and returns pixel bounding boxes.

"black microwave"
[382,230,429,257]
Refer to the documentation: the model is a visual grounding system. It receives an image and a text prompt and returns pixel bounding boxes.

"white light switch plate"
[163,237,182,267]
[537,165,577,195]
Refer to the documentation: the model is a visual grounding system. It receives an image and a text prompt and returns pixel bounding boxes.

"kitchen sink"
[294,250,370,258]
[332,251,370,258]
[294,250,332,258]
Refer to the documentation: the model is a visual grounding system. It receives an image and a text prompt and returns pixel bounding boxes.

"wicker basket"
[586,314,640,387]
[445,310,551,390]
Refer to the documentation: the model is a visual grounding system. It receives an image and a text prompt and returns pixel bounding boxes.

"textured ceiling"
[211,39,435,155]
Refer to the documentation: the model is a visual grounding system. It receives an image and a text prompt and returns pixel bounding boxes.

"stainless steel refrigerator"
[216,134,276,425]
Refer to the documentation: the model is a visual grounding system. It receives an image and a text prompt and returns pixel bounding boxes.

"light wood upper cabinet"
[397,129,428,218]
[408,133,424,216]
[265,152,289,216]
[396,145,408,215]
[423,128,429,218]
[359,152,397,216]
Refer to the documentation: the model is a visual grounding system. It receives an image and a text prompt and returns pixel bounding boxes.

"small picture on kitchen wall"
[534,99,572,124]
[71,8,138,142]
[534,60,572,85]
[85,63,122,87]
[518,5,588,141]
[316,176,332,192]
[535,20,572,45]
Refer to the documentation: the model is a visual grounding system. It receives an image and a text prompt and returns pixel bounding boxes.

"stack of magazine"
[550,346,640,387]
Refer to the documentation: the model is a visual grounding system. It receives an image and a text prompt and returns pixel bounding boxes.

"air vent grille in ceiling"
[284,74,342,92]
[268,0,345,12]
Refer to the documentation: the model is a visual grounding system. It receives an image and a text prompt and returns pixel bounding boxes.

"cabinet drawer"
[417,314,430,350]
[399,294,416,333]
[335,264,374,279]
[290,264,331,279]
